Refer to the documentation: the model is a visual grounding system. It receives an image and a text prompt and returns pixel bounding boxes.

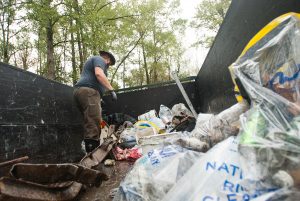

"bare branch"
[52,1,68,8]
[96,0,118,13]
[0,1,24,10]
[103,14,139,23]
[8,25,30,39]
[53,40,73,47]
[110,31,145,83]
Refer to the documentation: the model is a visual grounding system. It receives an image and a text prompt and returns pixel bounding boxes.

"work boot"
[84,139,100,153]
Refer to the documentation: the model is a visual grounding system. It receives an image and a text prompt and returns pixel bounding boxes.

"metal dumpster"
[1,0,300,200]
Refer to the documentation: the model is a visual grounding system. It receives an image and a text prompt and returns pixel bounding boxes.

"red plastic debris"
[112,146,142,161]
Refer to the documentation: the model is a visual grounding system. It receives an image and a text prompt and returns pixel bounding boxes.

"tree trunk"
[168,56,171,80]
[63,28,67,71]
[0,9,4,61]
[91,25,96,54]
[70,20,77,85]
[37,28,42,74]
[177,58,181,73]
[4,13,10,63]
[3,34,9,63]
[1,10,9,63]
[138,49,144,85]
[141,43,150,84]
[1,20,6,62]
[21,47,29,71]
[13,51,17,66]
[46,20,55,79]
[153,58,158,82]
[80,26,87,61]
[152,27,158,83]
[22,57,28,70]
[122,62,126,88]
[76,30,84,72]
[73,0,84,72]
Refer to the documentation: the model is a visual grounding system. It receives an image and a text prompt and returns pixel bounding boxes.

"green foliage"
[0,0,18,63]
[124,68,145,87]
[192,0,231,48]
[120,0,187,86]
[3,0,191,88]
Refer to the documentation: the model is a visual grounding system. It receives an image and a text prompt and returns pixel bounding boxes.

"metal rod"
[171,71,198,118]
[0,156,29,168]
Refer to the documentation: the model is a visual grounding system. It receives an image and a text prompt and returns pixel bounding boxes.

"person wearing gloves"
[74,50,117,153]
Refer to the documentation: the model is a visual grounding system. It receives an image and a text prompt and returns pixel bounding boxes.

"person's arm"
[94,67,113,91]
[93,57,117,101]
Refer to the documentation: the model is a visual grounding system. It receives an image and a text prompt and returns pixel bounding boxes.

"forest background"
[0,0,230,88]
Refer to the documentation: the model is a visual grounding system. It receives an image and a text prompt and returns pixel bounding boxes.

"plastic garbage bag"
[171,103,193,117]
[251,188,300,201]
[230,13,300,105]
[103,113,136,127]
[120,128,137,143]
[161,137,277,201]
[148,117,166,133]
[170,116,196,132]
[118,125,139,148]
[195,113,214,126]
[191,115,239,147]
[140,132,186,154]
[113,145,203,201]
[170,136,210,152]
[159,105,173,124]
[229,13,300,194]
[236,109,300,194]
[138,110,157,121]
[217,100,249,124]
[171,101,248,152]
[134,120,162,133]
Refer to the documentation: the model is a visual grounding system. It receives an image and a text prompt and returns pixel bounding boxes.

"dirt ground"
[76,161,134,201]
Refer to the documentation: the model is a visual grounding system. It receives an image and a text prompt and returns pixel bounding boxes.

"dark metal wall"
[0,61,197,162]
[0,62,84,163]
[103,81,198,118]
[196,0,300,113]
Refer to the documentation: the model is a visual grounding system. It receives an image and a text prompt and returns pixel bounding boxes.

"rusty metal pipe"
[0,156,29,168]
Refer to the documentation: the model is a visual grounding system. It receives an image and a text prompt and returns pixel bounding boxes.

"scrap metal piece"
[10,163,108,187]
[108,125,116,138]
[0,177,82,201]
[0,156,29,168]
[0,138,116,201]
[171,71,198,118]
[80,138,116,168]
[100,125,116,144]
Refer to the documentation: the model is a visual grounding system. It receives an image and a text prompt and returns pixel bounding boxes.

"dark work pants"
[73,87,101,140]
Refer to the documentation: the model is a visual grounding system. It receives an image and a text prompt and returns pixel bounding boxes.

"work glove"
[110,90,118,102]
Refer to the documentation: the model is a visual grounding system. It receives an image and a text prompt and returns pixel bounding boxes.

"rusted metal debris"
[0,177,82,201]
[11,163,108,187]
[80,138,115,168]
[0,156,29,168]
[0,137,116,201]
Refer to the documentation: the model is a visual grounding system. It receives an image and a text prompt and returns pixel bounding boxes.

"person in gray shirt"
[74,50,117,152]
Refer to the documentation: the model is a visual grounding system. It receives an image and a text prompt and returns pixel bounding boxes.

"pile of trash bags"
[101,103,199,161]
[111,13,300,201]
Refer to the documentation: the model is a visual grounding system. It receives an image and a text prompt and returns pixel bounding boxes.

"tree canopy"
[0,0,231,88]
[192,0,231,48]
